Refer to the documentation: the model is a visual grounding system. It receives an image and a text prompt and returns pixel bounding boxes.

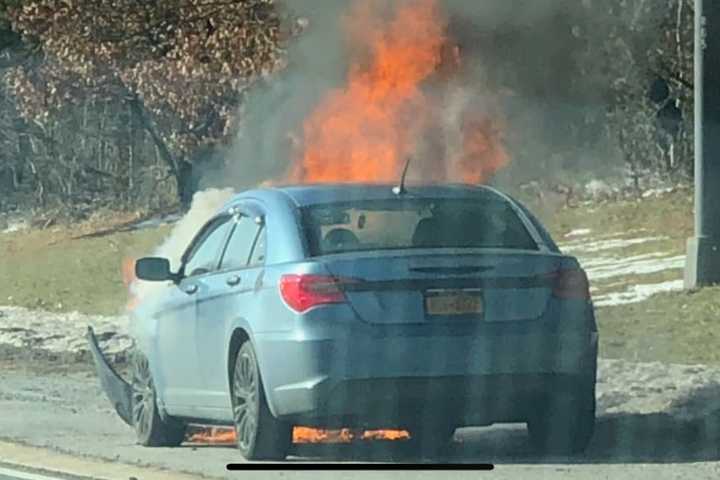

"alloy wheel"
[232,349,259,452]
[131,353,156,439]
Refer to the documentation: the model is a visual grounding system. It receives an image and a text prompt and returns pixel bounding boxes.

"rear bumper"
[255,327,598,426]
[277,373,594,428]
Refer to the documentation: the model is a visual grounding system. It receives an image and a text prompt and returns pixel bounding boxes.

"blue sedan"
[89,183,598,460]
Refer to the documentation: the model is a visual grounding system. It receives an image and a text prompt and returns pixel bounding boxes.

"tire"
[527,380,596,455]
[130,351,186,447]
[231,341,292,460]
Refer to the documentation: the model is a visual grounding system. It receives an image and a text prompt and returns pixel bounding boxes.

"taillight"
[550,269,590,299]
[279,274,351,313]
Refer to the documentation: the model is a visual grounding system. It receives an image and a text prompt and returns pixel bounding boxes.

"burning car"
[89,182,598,460]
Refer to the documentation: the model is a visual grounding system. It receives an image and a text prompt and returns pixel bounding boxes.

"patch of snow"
[642,187,675,199]
[0,306,130,356]
[594,279,684,307]
[585,255,685,281]
[564,228,592,238]
[561,236,668,254]
[1,219,30,234]
[579,252,669,270]
[558,229,652,250]
[584,179,618,200]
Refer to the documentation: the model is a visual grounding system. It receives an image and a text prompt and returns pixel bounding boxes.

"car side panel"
[129,282,204,414]
[187,195,311,422]
[194,267,266,416]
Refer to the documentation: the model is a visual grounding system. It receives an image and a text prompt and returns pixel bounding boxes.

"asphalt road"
[1,364,720,479]
[0,466,69,480]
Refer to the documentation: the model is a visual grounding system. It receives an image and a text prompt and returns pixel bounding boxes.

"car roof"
[228,183,510,208]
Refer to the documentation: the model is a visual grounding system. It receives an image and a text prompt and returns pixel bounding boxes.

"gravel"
[0,306,131,364]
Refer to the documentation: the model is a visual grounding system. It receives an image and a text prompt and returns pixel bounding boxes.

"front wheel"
[231,341,292,460]
[130,351,186,447]
[527,381,596,455]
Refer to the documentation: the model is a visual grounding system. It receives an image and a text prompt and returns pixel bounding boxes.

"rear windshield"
[300,198,538,256]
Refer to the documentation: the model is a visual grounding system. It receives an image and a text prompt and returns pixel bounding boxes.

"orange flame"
[456,109,509,184]
[187,427,409,445]
[294,427,354,444]
[121,257,140,311]
[362,429,410,441]
[291,0,509,185]
[188,427,237,444]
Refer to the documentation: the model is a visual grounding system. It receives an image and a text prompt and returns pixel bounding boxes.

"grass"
[591,269,682,297]
[598,287,720,365]
[526,189,720,365]
[535,187,695,242]
[0,217,171,315]
[589,238,685,259]
[2,187,718,366]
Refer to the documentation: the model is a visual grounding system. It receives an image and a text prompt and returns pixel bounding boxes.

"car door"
[194,208,266,415]
[155,214,233,410]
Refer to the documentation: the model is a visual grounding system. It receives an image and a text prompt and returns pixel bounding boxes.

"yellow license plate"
[425,291,484,316]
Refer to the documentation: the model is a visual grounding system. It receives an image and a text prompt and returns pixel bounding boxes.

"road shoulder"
[0,442,207,480]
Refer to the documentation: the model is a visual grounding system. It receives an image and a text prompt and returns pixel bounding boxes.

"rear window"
[300,198,538,256]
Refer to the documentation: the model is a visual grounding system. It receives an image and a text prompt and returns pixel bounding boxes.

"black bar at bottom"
[227,463,494,471]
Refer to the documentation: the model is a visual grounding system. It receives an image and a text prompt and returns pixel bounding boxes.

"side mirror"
[135,257,174,282]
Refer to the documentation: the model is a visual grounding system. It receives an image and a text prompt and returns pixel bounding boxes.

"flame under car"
[89,183,598,460]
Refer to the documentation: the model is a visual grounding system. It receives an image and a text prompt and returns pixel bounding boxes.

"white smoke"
[155,188,235,271]
[129,188,235,306]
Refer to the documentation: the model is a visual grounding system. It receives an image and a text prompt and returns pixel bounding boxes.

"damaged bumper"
[86,326,133,426]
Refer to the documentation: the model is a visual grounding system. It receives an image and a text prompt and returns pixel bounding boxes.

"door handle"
[226,275,241,287]
[184,284,198,295]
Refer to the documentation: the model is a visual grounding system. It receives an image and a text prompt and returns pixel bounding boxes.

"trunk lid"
[321,250,563,324]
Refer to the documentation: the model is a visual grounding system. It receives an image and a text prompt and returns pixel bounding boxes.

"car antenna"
[392,156,412,196]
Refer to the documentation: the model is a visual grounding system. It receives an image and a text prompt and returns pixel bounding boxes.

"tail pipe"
[86,326,134,426]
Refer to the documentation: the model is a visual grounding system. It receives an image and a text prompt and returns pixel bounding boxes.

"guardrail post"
[685,0,720,288]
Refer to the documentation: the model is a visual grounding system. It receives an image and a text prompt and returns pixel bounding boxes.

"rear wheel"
[130,351,186,447]
[231,341,292,460]
[527,380,596,455]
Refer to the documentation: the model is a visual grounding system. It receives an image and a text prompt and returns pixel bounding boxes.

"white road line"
[0,466,78,480]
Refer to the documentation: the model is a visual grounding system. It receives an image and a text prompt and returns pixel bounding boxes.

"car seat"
[412,217,443,247]
[323,228,360,251]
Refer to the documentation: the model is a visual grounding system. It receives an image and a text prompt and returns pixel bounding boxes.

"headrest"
[323,228,360,250]
[412,217,442,247]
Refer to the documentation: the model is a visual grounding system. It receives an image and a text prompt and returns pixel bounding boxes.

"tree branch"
[128,94,178,177]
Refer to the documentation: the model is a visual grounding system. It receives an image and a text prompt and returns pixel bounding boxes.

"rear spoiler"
[86,326,133,426]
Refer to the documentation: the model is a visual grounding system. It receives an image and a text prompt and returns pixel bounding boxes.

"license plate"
[425,290,484,316]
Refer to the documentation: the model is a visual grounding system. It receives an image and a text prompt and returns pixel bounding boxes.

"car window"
[183,216,233,277]
[220,215,261,271]
[512,198,561,253]
[301,198,538,256]
[249,226,266,266]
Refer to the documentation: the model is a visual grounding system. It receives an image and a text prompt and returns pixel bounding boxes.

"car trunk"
[321,250,562,324]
